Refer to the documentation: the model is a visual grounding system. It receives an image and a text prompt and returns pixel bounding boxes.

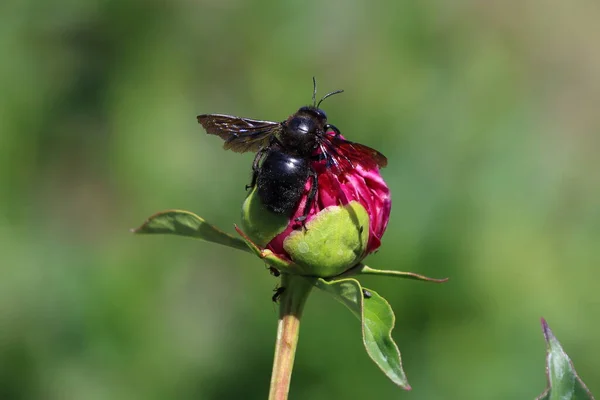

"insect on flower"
[197,78,388,226]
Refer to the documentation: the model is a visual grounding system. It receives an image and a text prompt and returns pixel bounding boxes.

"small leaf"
[536,318,595,400]
[132,210,251,253]
[315,277,410,390]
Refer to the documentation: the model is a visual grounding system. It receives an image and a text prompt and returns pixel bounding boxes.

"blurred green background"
[1,0,599,399]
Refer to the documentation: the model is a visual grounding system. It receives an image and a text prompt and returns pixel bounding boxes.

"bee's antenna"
[312,77,317,107]
[317,89,344,108]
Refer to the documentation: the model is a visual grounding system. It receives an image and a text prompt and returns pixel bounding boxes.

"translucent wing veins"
[197,114,282,153]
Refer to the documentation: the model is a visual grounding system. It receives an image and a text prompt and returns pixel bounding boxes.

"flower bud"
[240,134,391,277]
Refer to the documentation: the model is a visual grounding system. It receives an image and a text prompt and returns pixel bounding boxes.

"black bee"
[197,79,387,223]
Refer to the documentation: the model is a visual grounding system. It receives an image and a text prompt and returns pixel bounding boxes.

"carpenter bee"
[197,79,387,223]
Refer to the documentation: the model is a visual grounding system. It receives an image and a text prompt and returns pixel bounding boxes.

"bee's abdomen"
[257,150,309,217]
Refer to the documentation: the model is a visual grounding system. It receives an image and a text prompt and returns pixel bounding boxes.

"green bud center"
[283,201,369,277]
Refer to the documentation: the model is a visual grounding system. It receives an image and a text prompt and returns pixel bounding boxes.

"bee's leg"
[322,138,354,169]
[310,153,327,162]
[325,124,342,138]
[295,168,318,229]
[310,151,333,168]
[247,149,267,190]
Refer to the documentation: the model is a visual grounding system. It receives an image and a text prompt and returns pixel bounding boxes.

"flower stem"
[268,274,315,400]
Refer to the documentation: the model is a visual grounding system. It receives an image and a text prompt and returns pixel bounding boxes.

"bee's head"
[298,106,328,124]
[278,79,344,155]
[283,109,323,154]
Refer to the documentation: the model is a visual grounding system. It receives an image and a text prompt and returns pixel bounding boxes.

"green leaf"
[536,318,595,400]
[132,210,251,253]
[314,277,410,390]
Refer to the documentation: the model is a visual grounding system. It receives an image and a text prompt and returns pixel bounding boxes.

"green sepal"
[536,318,595,400]
[315,277,411,390]
[337,263,449,283]
[132,210,251,254]
[240,186,290,247]
[283,201,369,277]
[234,225,301,274]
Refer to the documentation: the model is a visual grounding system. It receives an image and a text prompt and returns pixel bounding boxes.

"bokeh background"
[1,0,599,399]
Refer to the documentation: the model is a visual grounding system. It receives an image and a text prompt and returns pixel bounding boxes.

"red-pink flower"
[241,132,391,277]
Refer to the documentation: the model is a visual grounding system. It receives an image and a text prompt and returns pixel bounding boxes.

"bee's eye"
[314,108,327,120]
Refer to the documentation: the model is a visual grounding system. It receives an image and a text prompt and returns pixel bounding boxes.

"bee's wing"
[197,114,282,153]
[340,141,388,169]
[319,135,387,172]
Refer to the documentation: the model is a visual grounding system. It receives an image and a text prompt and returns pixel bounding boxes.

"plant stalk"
[268,274,315,400]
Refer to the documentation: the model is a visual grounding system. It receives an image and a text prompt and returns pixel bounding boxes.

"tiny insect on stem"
[272,287,286,303]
